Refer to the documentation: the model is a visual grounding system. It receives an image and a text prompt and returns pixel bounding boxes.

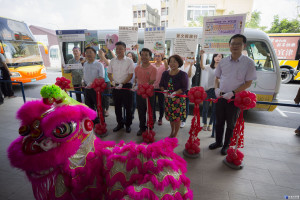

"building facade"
[161,0,254,28]
[133,4,161,28]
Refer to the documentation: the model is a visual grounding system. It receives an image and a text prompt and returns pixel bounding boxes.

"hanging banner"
[85,30,99,51]
[173,33,198,62]
[202,14,246,54]
[56,29,85,70]
[144,27,165,54]
[118,26,138,52]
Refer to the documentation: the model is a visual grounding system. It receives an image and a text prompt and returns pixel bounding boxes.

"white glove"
[163,90,168,98]
[132,85,138,91]
[116,83,123,89]
[222,91,234,100]
[85,83,92,89]
[215,88,221,98]
[111,81,116,87]
[169,92,176,98]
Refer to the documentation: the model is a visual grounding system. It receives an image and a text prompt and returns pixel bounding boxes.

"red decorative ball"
[234,91,256,110]
[55,77,71,90]
[188,86,207,104]
[137,83,154,98]
[91,78,107,92]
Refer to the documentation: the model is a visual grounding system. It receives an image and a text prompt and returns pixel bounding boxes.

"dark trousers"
[112,83,133,127]
[73,84,83,102]
[202,88,216,125]
[153,89,165,120]
[84,88,102,124]
[137,94,155,131]
[0,86,3,103]
[0,69,14,97]
[215,98,240,147]
[102,82,111,111]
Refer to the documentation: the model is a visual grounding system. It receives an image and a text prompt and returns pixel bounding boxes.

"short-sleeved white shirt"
[181,63,196,90]
[202,65,216,91]
[83,60,104,85]
[108,56,134,84]
[215,55,257,93]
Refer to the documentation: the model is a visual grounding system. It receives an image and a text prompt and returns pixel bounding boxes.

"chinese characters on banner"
[173,33,198,62]
[144,27,165,54]
[56,29,85,70]
[270,36,299,59]
[118,26,138,52]
[85,30,99,51]
[202,14,246,54]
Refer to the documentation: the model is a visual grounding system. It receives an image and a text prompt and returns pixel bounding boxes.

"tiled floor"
[0,97,299,200]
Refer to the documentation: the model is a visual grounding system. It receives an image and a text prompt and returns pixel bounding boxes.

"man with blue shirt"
[83,47,105,124]
[209,34,257,155]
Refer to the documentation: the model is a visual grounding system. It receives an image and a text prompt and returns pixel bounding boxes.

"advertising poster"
[85,30,99,51]
[173,33,198,61]
[118,26,138,52]
[144,27,165,54]
[202,14,246,54]
[56,29,85,70]
[270,36,300,59]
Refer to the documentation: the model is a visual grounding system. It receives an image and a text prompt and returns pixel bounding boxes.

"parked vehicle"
[268,33,300,83]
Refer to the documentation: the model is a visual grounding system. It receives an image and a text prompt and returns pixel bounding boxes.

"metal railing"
[0,80,26,102]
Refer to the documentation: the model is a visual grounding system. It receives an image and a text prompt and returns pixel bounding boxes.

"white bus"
[59,27,281,111]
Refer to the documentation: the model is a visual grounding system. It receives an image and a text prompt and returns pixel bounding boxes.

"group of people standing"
[66,33,257,156]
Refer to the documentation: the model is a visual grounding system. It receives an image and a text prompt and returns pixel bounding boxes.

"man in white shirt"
[83,47,105,124]
[108,41,135,133]
[209,34,257,155]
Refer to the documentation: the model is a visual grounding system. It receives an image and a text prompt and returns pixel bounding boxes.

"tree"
[268,15,300,33]
[245,10,267,31]
[188,16,204,27]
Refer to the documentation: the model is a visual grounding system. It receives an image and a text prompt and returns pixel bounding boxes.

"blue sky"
[0,0,298,30]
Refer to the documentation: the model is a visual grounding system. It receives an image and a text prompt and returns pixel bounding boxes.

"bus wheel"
[281,68,293,84]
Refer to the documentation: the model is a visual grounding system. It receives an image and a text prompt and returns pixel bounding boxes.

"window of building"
[138,11,141,18]
[138,23,141,28]
[161,20,168,27]
[133,11,137,18]
[142,10,146,18]
[142,23,146,28]
[187,5,215,21]
[133,23,137,26]
[161,7,169,16]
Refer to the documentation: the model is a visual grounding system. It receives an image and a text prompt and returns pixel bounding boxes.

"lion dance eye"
[52,122,77,138]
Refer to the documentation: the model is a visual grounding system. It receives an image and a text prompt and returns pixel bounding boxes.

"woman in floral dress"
[159,55,188,138]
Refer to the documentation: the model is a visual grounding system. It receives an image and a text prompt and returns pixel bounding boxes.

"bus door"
[246,40,279,111]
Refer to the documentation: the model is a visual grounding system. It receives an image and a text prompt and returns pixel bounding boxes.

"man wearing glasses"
[208,34,257,155]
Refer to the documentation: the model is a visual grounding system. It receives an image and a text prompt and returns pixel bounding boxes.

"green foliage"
[188,16,204,27]
[245,10,267,31]
[268,15,300,33]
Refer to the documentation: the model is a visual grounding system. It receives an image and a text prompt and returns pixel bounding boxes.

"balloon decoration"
[105,34,118,50]
[224,91,256,169]
[55,77,71,91]
[184,87,207,158]
[137,83,156,143]
[90,78,108,137]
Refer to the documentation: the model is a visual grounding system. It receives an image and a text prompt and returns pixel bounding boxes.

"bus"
[58,27,281,112]
[268,33,300,83]
[0,17,47,83]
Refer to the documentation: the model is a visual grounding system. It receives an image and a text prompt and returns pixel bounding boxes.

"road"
[12,69,300,129]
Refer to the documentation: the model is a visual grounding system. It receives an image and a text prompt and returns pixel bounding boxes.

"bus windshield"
[2,40,43,67]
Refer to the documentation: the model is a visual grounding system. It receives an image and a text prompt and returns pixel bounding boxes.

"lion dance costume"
[7,85,193,200]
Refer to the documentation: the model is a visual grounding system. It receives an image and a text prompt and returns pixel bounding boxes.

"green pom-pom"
[40,85,63,99]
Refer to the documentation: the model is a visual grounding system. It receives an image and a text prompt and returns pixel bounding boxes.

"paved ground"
[0,97,300,200]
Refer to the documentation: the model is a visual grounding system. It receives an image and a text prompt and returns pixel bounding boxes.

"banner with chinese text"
[144,27,165,54]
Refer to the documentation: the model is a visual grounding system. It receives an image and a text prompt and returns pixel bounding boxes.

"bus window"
[3,40,43,67]
[246,41,274,72]
[50,48,58,59]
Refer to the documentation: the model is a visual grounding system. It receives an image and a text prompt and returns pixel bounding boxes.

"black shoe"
[137,129,144,136]
[209,142,223,150]
[221,146,229,155]
[126,126,131,133]
[113,124,124,132]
